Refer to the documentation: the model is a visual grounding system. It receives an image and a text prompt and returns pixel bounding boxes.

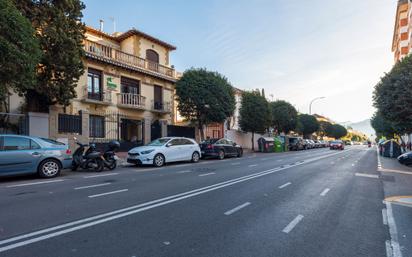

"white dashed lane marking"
[224,202,251,216]
[282,215,304,233]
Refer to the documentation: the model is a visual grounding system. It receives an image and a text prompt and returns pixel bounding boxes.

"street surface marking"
[177,164,192,167]
[386,240,393,257]
[260,158,268,161]
[6,179,64,188]
[278,182,291,189]
[199,172,215,177]
[136,167,164,172]
[277,159,283,162]
[379,168,412,176]
[84,173,118,178]
[224,202,251,215]
[382,208,388,225]
[74,183,111,190]
[282,215,304,233]
[176,170,192,174]
[0,149,349,253]
[355,173,379,179]
[247,156,255,159]
[385,202,403,257]
[320,188,330,196]
[330,162,335,165]
[231,162,241,165]
[88,189,128,198]
[248,164,258,168]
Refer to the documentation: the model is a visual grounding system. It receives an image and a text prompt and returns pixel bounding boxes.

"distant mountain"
[341,119,374,137]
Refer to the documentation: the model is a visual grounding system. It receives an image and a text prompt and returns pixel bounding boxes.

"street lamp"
[309,96,325,115]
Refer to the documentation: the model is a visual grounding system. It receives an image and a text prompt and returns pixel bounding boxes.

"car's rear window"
[40,138,66,145]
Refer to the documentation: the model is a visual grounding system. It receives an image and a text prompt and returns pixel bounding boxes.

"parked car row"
[288,137,331,151]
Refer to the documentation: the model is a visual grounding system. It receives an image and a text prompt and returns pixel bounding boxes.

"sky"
[82,0,397,123]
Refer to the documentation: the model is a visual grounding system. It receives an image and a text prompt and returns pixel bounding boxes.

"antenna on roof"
[109,17,116,33]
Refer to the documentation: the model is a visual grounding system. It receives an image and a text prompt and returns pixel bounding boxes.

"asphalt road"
[0,146,400,257]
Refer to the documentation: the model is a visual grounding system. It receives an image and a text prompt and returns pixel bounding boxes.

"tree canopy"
[269,100,298,134]
[318,121,333,138]
[329,124,348,139]
[373,54,412,134]
[297,114,319,138]
[14,0,86,111]
[370,111,396,139]
[0,0,40,111]
[239,90,270,150]
[175,68,235,140]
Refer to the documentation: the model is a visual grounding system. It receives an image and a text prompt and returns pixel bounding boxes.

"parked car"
[398,152,412,165]
[306,140,315,149]
[0,135,72,178]
[200,138,243,159]
[314,140,321,148]
[330,140,344,150]
[127,137,201,167]
[289,137,304,151]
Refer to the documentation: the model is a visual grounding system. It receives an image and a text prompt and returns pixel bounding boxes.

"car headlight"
[141,149,155,155]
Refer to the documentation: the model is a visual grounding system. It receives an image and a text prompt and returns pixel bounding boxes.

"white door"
[163,139,183,162]
[180,138,196,161]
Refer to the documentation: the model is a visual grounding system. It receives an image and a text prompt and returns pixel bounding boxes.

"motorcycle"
[102,140,120,170]
[71,138,105,172]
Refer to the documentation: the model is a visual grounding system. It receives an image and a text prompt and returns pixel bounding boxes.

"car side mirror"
[166,143,172,147]
[233,143,237,146]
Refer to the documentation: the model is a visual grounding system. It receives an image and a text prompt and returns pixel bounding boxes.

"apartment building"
[49,25,178,149]
[392,0,412,62]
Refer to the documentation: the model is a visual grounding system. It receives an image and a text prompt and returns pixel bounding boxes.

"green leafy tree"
[15,0,86,111]
[370,111,396,139]
[176,68,235,140]
[0,0,40,112]
[318,121,333,138]
[297,114,319,139]
[269,100,298,135]
[373,54,412,134]
[239,91,270,150]
[329,124,347,139]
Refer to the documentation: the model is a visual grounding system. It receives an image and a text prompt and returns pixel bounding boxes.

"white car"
[127,137,201,167]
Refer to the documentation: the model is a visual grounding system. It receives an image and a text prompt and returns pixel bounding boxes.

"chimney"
[99,19,104,31]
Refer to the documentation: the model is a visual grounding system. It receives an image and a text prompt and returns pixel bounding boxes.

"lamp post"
[309,96,325,115]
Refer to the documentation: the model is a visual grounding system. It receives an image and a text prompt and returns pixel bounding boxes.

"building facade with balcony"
[49,25,178,149]
[392,0,412,62]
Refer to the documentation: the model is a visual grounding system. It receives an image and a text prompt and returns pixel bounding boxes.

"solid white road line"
[320,188,330,196]
[6,179,64,188]
[282,215,304,233]
[88,189,128,198]
[386,240,393,257]
[385,202,403,257]
[176,170,192,174]
[382,208,388,226]
[74,183,111,190]
[231,162,241,165]
[83,173,119,178]
[224,202,251,215]
[0,149,350,253]
[260,158,268,161]
[278,182,291,189]
[355,173,379,179]
[248,164,258,168]
[199,172,215,177]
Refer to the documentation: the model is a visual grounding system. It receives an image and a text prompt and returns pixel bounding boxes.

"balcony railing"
[117,93,146,109]
[81,86,112,105]
[151,100,171,113]
[84,40,175,79]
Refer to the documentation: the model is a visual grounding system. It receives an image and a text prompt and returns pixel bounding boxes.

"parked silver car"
[0,135,72,178]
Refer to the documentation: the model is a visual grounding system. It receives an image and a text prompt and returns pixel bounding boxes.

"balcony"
[81,86,112,105]
[117,93,146,110]
[151,100,172,113]
[83,40,176,81]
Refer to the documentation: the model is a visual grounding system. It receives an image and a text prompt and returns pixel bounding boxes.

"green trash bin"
[274,137,283,152]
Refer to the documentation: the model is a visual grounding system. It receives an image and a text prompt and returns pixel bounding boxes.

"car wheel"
[191,152,200,163]
[153,154,165,167]
[218,150,225,160]
[38,159,61,178]
[237,149,243,157]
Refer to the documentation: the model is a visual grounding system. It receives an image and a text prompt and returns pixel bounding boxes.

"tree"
[318,121,333,138]
[239,91,270,151]
[370,111,396,139]
[329,124,347,139]
[176,68,235,140]
[373,54,412,134]
[297,114,319,139]
[0,0,40,112]
[15,0,86,111]
[269,100,298,135]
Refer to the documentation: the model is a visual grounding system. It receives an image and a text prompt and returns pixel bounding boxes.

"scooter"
[101,140,120,170]
[71,138,104,172]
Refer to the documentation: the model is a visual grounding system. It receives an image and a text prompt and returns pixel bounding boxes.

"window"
[169,139,182,146]
[89,115,105,138]
[146,49,159,63]
[121,77,140,95]
[2,137,39,151]
[181,139,194,145]
[87,68,102,100]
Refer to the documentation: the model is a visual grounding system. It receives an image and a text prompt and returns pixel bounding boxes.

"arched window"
[146,49,159,63]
